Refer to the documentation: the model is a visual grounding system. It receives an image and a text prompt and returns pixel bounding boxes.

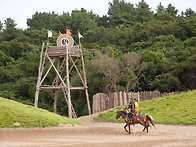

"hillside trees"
[71,8,97,34]
[2,18,22,41]
[92,49,121,92]
[135,0,153,23]
[184,8,196,17]
[108,0,135,26]
[0,0,196,116]
[166,4,178,17]
[121,52,146,94]
[27,12,59,30]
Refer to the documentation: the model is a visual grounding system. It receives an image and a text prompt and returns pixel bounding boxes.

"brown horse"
[116,108,156,134]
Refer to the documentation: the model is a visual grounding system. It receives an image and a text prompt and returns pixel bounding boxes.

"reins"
[118,111,130,122]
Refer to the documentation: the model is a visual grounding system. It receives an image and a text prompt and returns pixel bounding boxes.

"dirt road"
[0,113,196,147]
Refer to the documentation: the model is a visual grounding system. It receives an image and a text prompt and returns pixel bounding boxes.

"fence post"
[100,93,104,111]
[114,92,118,107]
[109,93,114,109]
[105,94,110,110]
[119,91,123,106]
[97,93,101,113]
[93,94,96,114]
[123,91,127,105]
[137,91,140,102]
[93,93,101,114]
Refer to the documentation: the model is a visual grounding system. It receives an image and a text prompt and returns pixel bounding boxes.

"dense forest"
[0,0,196,116]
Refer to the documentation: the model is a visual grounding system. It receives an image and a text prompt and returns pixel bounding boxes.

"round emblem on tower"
[57,34,74,49]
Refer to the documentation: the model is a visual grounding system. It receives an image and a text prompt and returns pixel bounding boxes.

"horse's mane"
[119,111,127,115]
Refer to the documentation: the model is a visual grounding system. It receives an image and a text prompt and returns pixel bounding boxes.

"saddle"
[128,112,142,119]
[128,113,132,118]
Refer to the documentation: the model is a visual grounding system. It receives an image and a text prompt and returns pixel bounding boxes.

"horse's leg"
[143,126,146,133]
[128,124,131,134]
[146,126,149,134]
[142,121,147,133]
[124,124,129,132]
[143,121,149,134]
[145,122,149,134]
[140,120,145,133]
[146,121,150,134]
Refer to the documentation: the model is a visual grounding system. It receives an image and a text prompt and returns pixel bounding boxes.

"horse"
[116,108,156,134]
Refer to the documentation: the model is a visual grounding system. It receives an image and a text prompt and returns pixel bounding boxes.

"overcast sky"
[0,0,196,29]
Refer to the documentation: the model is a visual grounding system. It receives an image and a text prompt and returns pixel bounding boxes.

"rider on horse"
[128,98,139,124]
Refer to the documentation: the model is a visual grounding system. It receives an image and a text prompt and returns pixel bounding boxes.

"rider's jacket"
[128,101,135,113]
[134,101,139,112]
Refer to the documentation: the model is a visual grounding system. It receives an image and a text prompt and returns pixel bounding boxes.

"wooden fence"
[92,91,170,114]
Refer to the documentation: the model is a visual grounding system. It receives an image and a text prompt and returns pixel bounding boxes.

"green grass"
[0,97,82,127]
[94,90,196,125]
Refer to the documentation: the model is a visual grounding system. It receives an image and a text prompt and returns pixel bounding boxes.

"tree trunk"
[126,80,131,99]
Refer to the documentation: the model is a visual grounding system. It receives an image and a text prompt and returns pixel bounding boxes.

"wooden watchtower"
[34,34,91,118]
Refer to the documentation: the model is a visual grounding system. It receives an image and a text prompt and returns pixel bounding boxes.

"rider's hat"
[134,98,138,102]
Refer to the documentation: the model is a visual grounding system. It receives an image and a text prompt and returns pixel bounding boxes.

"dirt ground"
[0,113,196,147]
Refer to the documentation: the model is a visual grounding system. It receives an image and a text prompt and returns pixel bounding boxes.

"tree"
[92,49,121,92]
[175,17,196,40]
[0,21,2,31]
[178,55,196,90]
[56,12,71,32]
[149,73,182,92]
[25,29,47,46]
[121,52,146,94]
[8,40,24,60]
[0,51,7,66]
[0,21,2,42]
[2,18,20,41]
[108,0,135,26]
[71,8,97,34]
[156,2,165,14]
[166,4,178,17]
[97,15,110,28]
[27,11,58,30]
[184,8,196,17]
[155,3,175,21]
[135,0,153,23]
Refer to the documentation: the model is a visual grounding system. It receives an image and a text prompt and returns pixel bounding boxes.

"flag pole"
[78,31,84,47]
[79,36,81,47]
[47,36,49,46]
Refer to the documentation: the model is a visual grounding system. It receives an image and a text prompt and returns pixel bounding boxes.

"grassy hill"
[0,97,82,127]
[94,90,196,125]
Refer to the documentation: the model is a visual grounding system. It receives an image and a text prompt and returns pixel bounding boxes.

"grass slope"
[0,97,82,127]
[95,90,196,125]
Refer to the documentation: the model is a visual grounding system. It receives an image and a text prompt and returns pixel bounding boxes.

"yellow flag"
[48,30,53,38]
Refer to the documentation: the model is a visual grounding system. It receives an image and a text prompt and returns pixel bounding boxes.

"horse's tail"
[146,114,156,129]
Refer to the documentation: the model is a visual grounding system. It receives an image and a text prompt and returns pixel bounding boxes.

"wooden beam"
[34,43,45,107]
[69,56,86,86]
[40,86,67,90]
[80,45,91,115]
[46,54,67,87]
[54,58,60,113]
[66,45,72,118]
[70,86,87,90]
[40,58,56,86]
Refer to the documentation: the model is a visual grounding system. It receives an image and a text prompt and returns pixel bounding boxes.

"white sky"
[0,0,196,29]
